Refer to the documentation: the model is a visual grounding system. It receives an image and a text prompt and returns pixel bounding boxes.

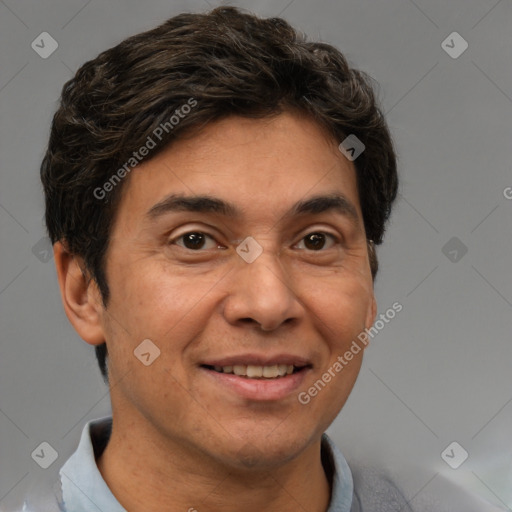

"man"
[25,6,505,512]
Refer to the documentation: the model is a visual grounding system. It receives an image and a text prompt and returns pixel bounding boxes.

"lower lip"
[201,367,310,401]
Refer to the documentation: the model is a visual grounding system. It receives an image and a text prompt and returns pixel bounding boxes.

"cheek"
[107,259,202,331]
[313,276,372,408]
[302,272,374,340]
[103,260,229,378]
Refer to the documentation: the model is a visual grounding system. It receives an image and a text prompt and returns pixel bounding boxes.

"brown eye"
[296,232,337,251]
[173,232,217,250]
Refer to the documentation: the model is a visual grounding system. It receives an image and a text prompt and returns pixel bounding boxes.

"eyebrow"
[146,193,360,226]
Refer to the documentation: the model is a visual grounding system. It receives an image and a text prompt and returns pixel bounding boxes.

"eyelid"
[168,222,223,241]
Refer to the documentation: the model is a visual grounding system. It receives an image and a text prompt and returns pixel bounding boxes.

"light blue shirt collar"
[59,417,124,512]
[322,433,354,511]
[59,417,353,512]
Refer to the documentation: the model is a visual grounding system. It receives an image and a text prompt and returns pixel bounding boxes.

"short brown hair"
[41,6,398,383]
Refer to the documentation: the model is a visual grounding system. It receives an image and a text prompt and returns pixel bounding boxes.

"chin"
[217,427,312,470]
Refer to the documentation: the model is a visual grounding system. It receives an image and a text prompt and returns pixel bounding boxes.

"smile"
[202,364,305,379]
[200,363,312,401]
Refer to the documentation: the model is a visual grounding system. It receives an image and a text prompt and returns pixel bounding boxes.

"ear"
[365,292,377,331]
[53,241,106,345]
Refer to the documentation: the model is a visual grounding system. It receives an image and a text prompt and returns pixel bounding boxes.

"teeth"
[262,365,279,378]
[233,365,246,376]
[246,365,263,378]
[278,364,288,376]
[213,364,301,378]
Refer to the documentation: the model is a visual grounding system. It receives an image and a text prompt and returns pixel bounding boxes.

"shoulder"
[349,465,508,512]
[349,466,413,512]
[15,417,113,512]
[322,434,413,512]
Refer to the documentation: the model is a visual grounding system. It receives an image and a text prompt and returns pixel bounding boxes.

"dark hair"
[41,6,398,384]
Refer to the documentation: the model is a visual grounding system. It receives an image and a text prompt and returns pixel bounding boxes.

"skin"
[54,111,377,512]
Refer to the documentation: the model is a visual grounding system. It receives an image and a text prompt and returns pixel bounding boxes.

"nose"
[221,246,304,332]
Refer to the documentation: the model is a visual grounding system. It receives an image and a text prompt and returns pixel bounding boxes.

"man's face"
[98,111,376,469]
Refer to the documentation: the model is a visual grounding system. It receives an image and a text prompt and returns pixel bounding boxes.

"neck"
[96,418,332,512]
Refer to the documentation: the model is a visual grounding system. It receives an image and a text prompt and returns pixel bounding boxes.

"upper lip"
[201,353,312,368]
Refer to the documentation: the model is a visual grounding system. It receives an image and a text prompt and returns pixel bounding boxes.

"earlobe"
[53,242,106,346]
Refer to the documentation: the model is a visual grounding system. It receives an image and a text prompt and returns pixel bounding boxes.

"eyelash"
[169,230,340,252]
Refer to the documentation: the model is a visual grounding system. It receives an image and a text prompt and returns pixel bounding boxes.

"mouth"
[199,359,312,401]
[201,363,309,379]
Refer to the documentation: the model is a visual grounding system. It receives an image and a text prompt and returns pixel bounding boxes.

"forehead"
[114,112,362,228]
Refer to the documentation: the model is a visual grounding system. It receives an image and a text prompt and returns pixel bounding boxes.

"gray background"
[1,0,511,509]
